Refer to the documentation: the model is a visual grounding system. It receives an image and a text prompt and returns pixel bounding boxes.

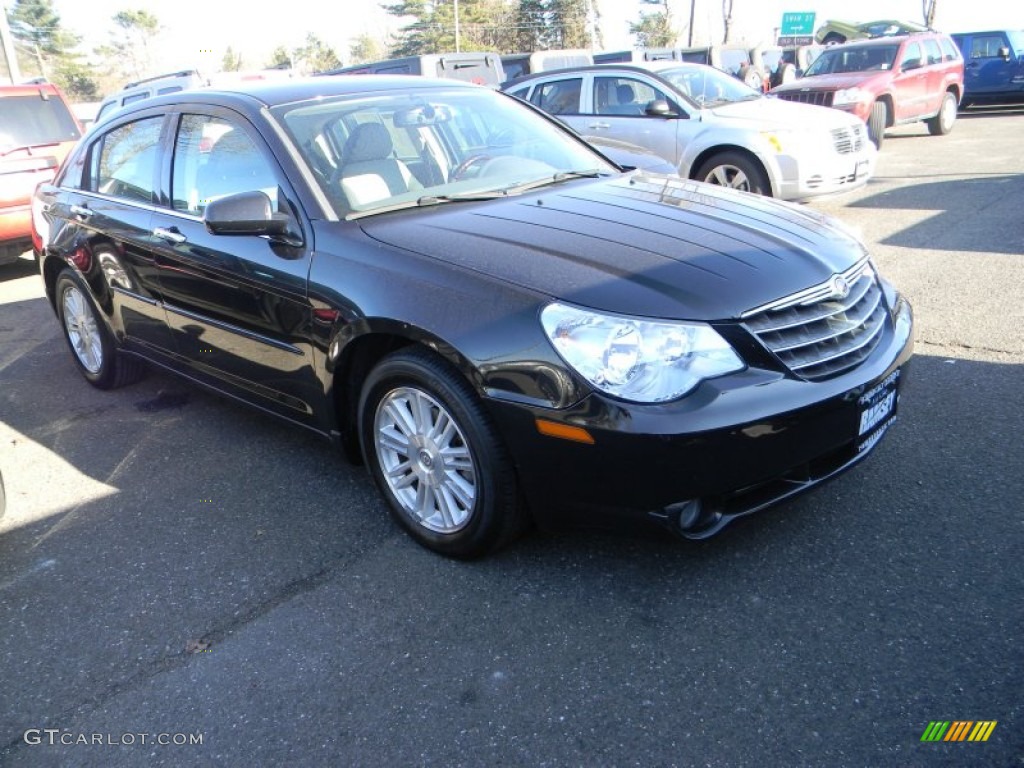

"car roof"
[97,75,482,121]
[0,82,63,97]
[825,33,943,49]
[503,60,708,87]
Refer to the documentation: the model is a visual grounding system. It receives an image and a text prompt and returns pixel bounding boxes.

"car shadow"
[0,257,37,282]
[847,173,1024,254]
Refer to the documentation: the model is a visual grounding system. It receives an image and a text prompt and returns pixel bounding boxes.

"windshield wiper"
[498,169,607,195]
[346,191,507,220]
[345,171,608,220]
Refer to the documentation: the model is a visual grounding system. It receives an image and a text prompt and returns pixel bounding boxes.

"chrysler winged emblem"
[829,276,851,300]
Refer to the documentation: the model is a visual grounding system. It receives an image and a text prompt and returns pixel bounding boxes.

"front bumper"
[487,298,913,538]
[774,139,877,200]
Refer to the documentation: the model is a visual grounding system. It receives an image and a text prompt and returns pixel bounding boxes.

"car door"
[52,113,177,354]
[963,33,1016,98]
[148,109,322,426]
[588,73,684,167]
[891,41,930,120]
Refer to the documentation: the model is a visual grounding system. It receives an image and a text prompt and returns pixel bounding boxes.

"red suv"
[1,82,82,265]
[770,33,964,147]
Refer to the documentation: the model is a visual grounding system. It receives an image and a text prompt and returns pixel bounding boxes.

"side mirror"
[901,57,923,71]
[998,45,1011,61]
[645,99,677,117]
[204,190,295,242]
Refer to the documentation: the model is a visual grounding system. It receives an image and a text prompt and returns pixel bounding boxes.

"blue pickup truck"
[951,30,1024,107]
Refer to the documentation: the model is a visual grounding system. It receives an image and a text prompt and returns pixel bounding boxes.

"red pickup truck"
[1,82,82,265]
[770,33,965,148]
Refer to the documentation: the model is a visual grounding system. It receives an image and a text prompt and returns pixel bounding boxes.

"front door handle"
[153,227,187,245]
[70,204,92,219]
[588,121,611,130]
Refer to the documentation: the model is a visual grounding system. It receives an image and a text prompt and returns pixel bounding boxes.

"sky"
[42,0,1022,76]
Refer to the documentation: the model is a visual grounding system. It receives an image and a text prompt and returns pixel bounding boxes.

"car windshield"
[657,66,762,107]
[0,94,81,152]
[804,45,900,76]
[271,86,618,218]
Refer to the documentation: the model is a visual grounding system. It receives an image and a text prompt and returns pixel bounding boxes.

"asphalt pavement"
[1,107,1022,767]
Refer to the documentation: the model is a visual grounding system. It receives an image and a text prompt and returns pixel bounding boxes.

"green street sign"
[780,12,816,36]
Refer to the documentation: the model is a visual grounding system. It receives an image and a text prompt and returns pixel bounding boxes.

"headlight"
[540,303,744,403]
[833,87,867,106]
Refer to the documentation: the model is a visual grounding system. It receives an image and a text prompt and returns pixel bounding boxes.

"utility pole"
[688,0,696,46]
[454,0,461,53]
[0,4,22,83]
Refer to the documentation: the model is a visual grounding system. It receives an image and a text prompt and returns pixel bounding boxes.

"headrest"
[343,123,394,164]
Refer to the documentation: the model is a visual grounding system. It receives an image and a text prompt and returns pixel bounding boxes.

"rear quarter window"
[92,117,163,203]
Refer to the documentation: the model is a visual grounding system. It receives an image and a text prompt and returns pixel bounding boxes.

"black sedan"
[32,76,913,557]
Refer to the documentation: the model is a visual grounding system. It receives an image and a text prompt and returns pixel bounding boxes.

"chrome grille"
[742,260,888,380]
[831,124,865,154]
[776,90,834,108]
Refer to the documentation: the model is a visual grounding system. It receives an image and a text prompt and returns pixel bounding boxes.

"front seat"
[338,122,422,207]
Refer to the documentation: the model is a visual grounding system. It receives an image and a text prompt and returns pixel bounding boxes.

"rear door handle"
[153,227,187,245]
[70,204,92,219]
[588,121,611,130]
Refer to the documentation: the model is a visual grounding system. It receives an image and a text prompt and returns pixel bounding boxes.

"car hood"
[357,174,868,321]
[773,71,888,92]
[707,95,856,129]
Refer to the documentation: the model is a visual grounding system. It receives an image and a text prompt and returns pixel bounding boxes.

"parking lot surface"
[1,108,1022,767]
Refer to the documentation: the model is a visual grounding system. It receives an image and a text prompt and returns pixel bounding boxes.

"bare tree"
[722,0,734,44]
[922,0,938,29]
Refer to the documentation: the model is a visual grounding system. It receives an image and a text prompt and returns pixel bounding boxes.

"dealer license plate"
[856,369,900,451]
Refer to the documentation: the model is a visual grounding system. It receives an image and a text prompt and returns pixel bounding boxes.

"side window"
[593,76,669,116]
[505,84,531,100]
[172,115,278,216]
[970,35,1005,59]
[93,117,162,203]
[923,39,942,66]
[122,92,151,106]
[900,42,923,69]
[530,78,582,115]
[940,38,961,62]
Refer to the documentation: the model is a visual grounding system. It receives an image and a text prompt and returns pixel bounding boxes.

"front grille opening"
[743,263,888,380]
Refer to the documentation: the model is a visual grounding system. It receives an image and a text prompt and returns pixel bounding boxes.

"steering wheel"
[452,154,493,180]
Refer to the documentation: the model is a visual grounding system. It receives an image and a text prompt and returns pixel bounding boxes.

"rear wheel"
[55,269,145,389]
[868,101,888,148]
[359,347,525,558]
[927,91,958,135]
[695,152,771,196]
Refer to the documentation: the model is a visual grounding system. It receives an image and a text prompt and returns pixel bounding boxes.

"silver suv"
[503,61,876,200]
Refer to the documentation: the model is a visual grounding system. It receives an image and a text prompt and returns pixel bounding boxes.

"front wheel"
[868,101,888,148]
[55,269,145,389]
[695,152,771,196]
[359,347,525,558]
[927,91,958,136]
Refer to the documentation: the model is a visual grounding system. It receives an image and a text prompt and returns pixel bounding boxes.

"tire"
[927,91,958,136]
[55,269,145,390]
[695,151,771,196]
[358,347,525,558]
[868,101,887,148]
[822,33,846,45]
